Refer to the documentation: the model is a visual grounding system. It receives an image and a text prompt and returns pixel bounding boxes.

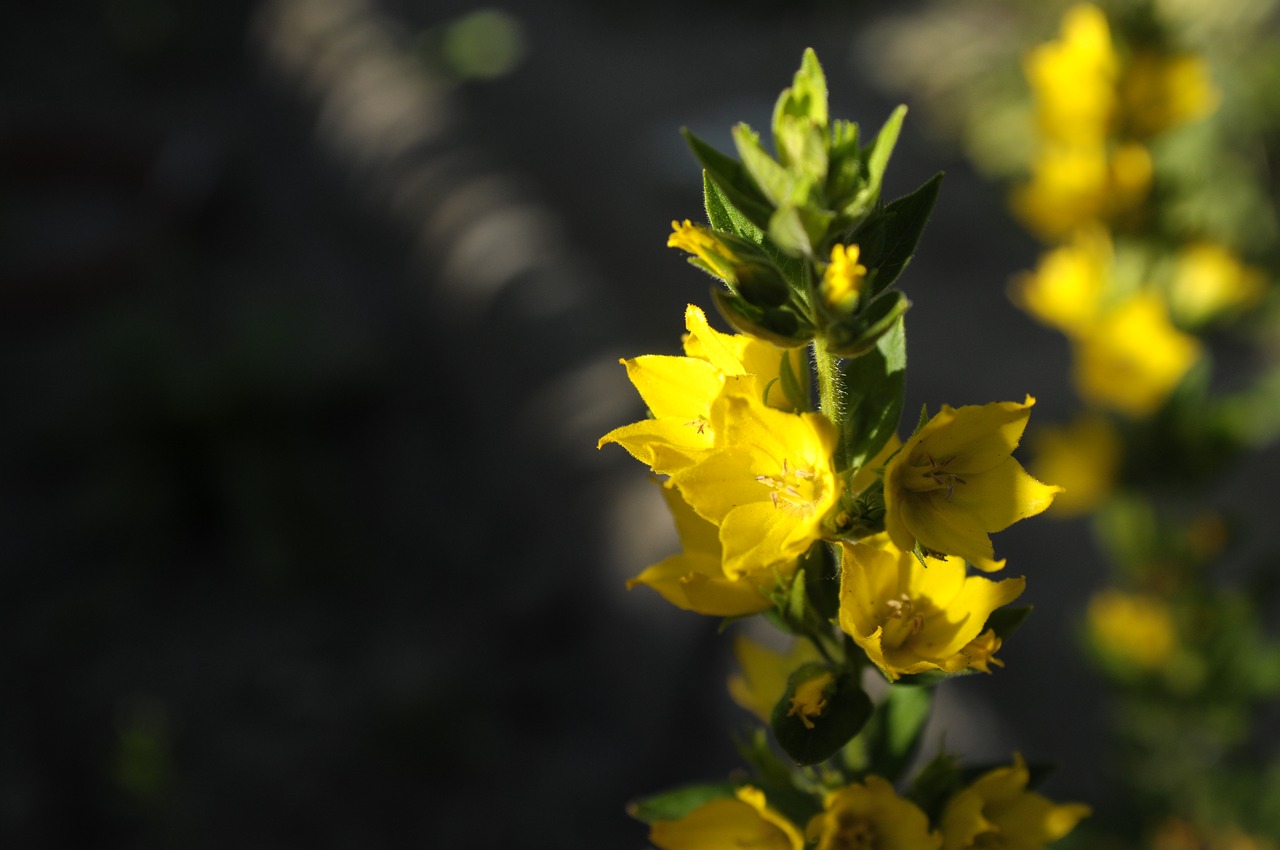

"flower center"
[880,593,926,650]
[756,457,824,517]
[829,812,878,850]
[901,450,966,498]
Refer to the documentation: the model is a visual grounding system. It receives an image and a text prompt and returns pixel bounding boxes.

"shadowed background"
[8,0,1271,846]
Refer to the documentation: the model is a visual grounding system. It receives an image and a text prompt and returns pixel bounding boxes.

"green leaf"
[772,47,828,146]
[865,105,907,198]
[771,666,873,766]
[862,685,933,783]
[683,128,775,230]
[985,605,1033,641]
[777,348,809,411]
[704,170,765,244]
[908,751,964,822]
[768,205,815,257]
[711,288,814,348]
[835,314,907,471]
[734,123,798,209]
[627,782,738,824]
[734,728,826,828]
[857,173,943,299]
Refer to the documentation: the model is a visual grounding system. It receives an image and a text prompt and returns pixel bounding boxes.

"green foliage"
[837,316,906,472]
[627,782,738,824]
[856,685,934,783]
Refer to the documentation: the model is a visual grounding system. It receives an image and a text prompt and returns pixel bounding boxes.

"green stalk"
[812,336,843,424]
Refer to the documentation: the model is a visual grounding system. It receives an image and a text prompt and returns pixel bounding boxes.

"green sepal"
[735,260,791,308]
[801,542,840,622]
[768,205,815,257]
[912,403,930,436]
[836,479,886,539]
[775,114,829,187]
[855,173,943,300]
[627,782,738,824]
[772,47,829,151]
[907,751,964,823]
[704,170,765,244]
[683,128,775,231]
[823,290,911,358]
[985,605,1033,641]
[834,314,906,471]
[711,287,815,348]
[858,684,934,783]
[777,348,810,411]
[771,665,874,766]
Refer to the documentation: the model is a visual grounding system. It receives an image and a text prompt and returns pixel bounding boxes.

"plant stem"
[812,336,842,424]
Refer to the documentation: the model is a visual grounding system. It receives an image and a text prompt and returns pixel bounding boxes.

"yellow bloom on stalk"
[627,484,774,617]
[822,244,868,312]
[1121,51,1219,139]
[598,304,804,474]
[1011,142,1151,240]
[1024,3,1117,146]
[940,754,1091,850]
[1087,589,1177,670]
[807,776,942,850]
[668,219,740,282]
[1073,293,1201,418]
[883,397,1061,571]
[1169,243,1267,327]
[728,635,820,722]
[838,538,1025,681]
[1029,415,1121,517]
[672,384,839,579]
[1010,228,1111,335]
[649,786,804,850]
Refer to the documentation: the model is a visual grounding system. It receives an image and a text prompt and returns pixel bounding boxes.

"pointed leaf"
[734,123,798,208]
[985,605,1033,641]
[627,782,738,824]
[858,173,943,298]
[862,685,933,783]
[683,128,775,230]
[704,170,765,244]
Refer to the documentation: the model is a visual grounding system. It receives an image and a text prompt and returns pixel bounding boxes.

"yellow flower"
[838,538,1025,681]
[668,219,740,282]
[650,786,804,850]
[785,670,835,729]
[1024,4,1117,147]
[941,754,1090,850]
[1010,142,1151,240]
[1010,228,1111,335]
[1169,243,1267,327]
[821,244,868,312]
[1029,415,1121,517]
[672,384,840,579]
[599,304,805,474]
[807,776,942,850]
[728,635,820,722]
[883,397,1061,571]
[1087,589,1177,670]
[627,484,775,617]
[1073,293,1201,418]
[1121,51,1219,139]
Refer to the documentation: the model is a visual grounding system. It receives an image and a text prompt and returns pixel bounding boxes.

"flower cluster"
[604,49,1087,850]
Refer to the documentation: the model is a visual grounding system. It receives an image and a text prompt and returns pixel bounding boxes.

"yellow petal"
[900,492,1003,571]
[623,354,723,420]
[947,458,1062,534]
[910,397,1035,477]
[597,419,712,474]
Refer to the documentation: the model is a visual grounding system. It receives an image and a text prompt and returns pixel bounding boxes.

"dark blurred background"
[9,0,1263,847]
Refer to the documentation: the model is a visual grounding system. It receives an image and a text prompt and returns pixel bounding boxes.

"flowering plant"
[602,50,1087,850]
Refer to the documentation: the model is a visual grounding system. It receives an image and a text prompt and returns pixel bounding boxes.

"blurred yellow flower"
[1087,589,1177,670]
[650,786,804,850]
[599,304,805,473]
[1024,3,1117,146]
[627,484,774,617]
[728,635,821,721]
[940,753,1091,850]
[1169,243,1267,327]
[838,538,1025,681]
[1120,51,1219,139]
[807,776,941,850]
[1011,142,1151,240]
[786,669,835,729]
[672,383,840,578]
[1010,227,1111,335]
[1073,293,1201,418]
[668,219,741,282]
[821,243,868,312]
[1029,415,1122,517]
[883,397,1060,571]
